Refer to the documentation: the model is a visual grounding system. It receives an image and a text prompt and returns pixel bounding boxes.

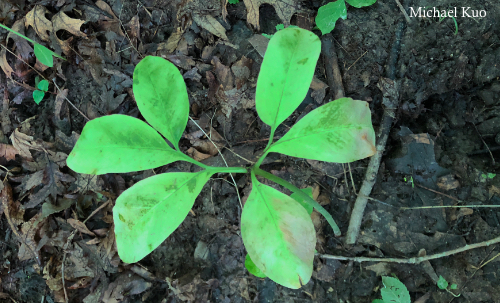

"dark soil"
[1,0,500,302]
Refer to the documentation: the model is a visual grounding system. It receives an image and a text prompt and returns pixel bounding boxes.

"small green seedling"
[481,173,496,179]
[372,276,411,303]
[438,12,458,35]
[67,28,376,289]
[404,176,414,188]
[0,23,64,67]
[262,24,298,39]
[437,275,460,297]
[33,77,49,104]
[315,0,377,35]
[228,0,239,4]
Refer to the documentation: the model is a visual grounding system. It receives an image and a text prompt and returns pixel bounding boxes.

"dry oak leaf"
[25,5,53,41]
[52,11,87,37]
[192,14,228,40]
[242,0,300,29]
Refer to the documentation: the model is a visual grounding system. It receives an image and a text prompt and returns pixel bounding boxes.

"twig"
[394,0,411,24]
[321,34,344,100]
[318,234,500,263]
[52,80,90,121]
[345,21,406,245]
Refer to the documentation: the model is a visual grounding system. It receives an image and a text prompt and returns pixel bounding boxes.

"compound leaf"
[33,90,45,104]
[133,56,189,150]
[256,28,321,132]
[38,79,49,92]
[114,171,212,263]
[241,173,316,289]
[67,115,184,175]
[380,276,411,303]
[245,254,267,278]
[34,43,54,67]
[268,98,376,163]
[315,0,347,35]
[346,0,377,8]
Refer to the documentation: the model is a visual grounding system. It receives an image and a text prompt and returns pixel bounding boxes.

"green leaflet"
[268,98,376,163]
[34,43,54,67]
[244,254,267,278]
[114,171,213,263]
[38,79,49,91]
[379,276,411,303]
[66,115,184,175]
[255,28,321,132]
[315,0,347,35]
[133,56,189,150]
[346,0,377,8]
[32,90,45,104]
[241,173,316,289]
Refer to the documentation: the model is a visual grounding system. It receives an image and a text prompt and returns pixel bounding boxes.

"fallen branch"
[345,20,406,245]
[318,234,500,264]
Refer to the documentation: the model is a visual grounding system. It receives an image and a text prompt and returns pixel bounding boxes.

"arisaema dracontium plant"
[66,27,376,289]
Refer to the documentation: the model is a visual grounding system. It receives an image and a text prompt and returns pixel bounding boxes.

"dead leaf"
[437,174,460,191]
[25,5,52,41]
[103,271,152,303]
[310,76,328,104]
[95,0,124,36]
[365,262,391,276]
[126,15,140,47]
[23,161,76,209]
[0,144,18,161]
[18,212,45,261]
[0,182,25,225]
[0,48,14,78]
[74,174,103,193]
[231,56,253,89]
[10,128,35,159]
[192,14,228,40]
[67,218,95,236]
[242,0,300,29]
[8,19,33,61]
[212,56,234,90]
[158,27,185,53]
[187,147,211,161]
[52,11,86,37]
[248,34,269,57]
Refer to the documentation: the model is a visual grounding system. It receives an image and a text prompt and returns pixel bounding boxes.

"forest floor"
[1,0,500,302]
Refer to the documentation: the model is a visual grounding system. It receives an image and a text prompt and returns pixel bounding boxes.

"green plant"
[228,0,239,4]
[372,276,411,303]
[0,23,64,67]
[481,173,496,179]
[66,28,376,289]
[315,0,377,35]
[438,12,458,35]
[437,275,460,297]
[33,77,49,104]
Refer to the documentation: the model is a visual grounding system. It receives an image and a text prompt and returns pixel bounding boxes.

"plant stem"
[253,167,341,236]
[176,151,247,174]
[0,23,36,44]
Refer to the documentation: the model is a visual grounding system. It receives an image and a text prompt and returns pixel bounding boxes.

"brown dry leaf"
[9,19,33,61]
[67,218,96,236]
[1,182,25,225]
[23,161,76,209]
[95,0,125,36]
[192,13,228,40]
[158,27,185,53]
[52,11,86,37]
[187,147,211,161]
[64,243,96,279]
[0,48,14,78]
[437,174,460,191]
[212,56,234,90]
[0,144,18,161]
[310,76,328,104]
[126,15,140,46]
[242,0,300,29]
[18,212,45,262]
[231,56,253,89]
[103,271,152,303]
[10,128,35,159]
[25,5,52,41]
